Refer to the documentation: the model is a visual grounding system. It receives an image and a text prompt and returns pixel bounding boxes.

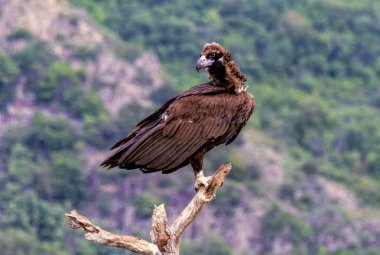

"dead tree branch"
[65,163,232,255]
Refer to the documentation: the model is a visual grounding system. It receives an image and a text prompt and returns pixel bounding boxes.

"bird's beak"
[196,55,214,72]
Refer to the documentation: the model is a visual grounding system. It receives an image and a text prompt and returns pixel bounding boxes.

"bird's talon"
[194,176,211,191]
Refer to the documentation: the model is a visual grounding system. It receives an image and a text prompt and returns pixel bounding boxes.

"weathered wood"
[151,205,171,253]
[65,210,161,255]
[170,163,231,244]
[65,163,232,255]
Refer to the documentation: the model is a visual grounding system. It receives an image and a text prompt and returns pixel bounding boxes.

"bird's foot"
[194,175,211,191]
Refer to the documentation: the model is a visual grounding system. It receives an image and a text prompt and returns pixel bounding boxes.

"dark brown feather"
[101,42,255,175]
[101,82,254,173]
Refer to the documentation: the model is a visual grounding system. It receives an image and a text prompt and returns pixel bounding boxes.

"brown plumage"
[101,42,255,189]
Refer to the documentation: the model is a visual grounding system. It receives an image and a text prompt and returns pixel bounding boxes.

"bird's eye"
[210,52,216,58]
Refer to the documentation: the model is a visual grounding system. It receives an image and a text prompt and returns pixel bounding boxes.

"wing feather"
[138,138,179,167]
[118,123,164,164]
[101,82,255,174]
[128,131,164,162]
[163,119,183,137]
[158,139,203,170]
[145,121,200,169]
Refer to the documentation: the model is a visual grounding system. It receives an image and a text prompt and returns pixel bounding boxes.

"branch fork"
[65,163,232,255]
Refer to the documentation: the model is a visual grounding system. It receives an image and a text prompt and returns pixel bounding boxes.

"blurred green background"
[1,0,380,254]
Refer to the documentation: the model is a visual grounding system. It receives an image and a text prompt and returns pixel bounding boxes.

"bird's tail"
[100,123,164,170]
[100,144,130,170]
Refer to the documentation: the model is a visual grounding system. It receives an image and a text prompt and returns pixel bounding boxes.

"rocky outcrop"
[0,0,163,116]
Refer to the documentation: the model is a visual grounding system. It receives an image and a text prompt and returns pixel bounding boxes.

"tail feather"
[100,120,207,173]
[100,122,194,173]
[100,125,159,169]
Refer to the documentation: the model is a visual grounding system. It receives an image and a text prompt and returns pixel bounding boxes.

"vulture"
[101,42,255,190]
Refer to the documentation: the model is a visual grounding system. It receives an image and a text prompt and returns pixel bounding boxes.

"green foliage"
[6,28,34,42]
[291,97,336,155]
[72,45,99,61]
[181,231,233,255]
[354,176,380,204]
[72,89,105,118]
[6,143,39,186]
[13,40,56,85]
[27,112,78,152]
[115,103,152,132]
[0,191,65,242]
[214,182,241,216]
[3,0,380,253]
[0,111,87,253]
[34,61,105,119]
[35,61,83,103]
[134,193,160,219]
[50,151,86,204]
[0,125,29,157]
[227,151,261,182]
[67,1,380,209]
[114,42,144,62]
[81,114,115,148]
[0,52,19,110]
[10,39,105,119]
[262,205,313,252]
[0,229,68,255]
[301,159,319,175]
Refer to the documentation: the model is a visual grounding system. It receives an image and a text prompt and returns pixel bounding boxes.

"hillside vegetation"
[1,0,380,254]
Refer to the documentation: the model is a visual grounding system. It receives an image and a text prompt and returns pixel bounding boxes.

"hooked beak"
[196,55,214,72]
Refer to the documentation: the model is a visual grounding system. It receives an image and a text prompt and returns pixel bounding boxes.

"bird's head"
[196,42,230,72]
[196,42,247,93]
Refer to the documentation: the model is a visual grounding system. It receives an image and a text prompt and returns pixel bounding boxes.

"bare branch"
[65,210,161,255]
[151,205,170,252]
[170,163,232,244]
[65,163,232,255]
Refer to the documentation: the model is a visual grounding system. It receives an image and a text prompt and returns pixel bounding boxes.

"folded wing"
[101,84,254,173]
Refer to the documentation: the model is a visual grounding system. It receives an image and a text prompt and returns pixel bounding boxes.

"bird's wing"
[136,83,227,128]
[225,91,255,144]
[101,84,254,173]
[128,91,254,172]
[108,83,221,150]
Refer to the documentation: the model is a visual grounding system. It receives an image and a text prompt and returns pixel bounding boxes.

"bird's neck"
[207,61,246,94]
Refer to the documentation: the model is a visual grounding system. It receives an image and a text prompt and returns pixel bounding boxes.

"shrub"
[72,46,98,61]
[0,125,29,156]
[13,40,56,86]
[214,182,241,216]
[35,61,83,104]
[0,52,19,110]
[227,151,261,182]
[71,89,105,119]
[6,28,34,41]
[181,231,233,255]
[82,114,117,148]
[0,229,68,255]
[50,151,86,205]
[134,193,160,219]
[6,143,39,186]
[27,112,78,152]
[262,205,312,250]
[0,191,66,242]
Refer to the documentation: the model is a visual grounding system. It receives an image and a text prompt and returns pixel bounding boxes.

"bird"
[101,42,255,190]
